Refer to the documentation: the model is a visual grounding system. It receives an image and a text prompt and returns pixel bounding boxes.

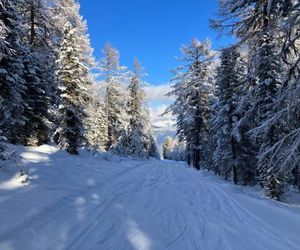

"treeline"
[162,137,186,161]
[166,0,299,199]
[0,0,158,159]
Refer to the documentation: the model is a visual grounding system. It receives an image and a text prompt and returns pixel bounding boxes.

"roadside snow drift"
[0,145,300,250]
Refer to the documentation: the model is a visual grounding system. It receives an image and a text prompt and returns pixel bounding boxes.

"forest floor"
[0,145,300,250]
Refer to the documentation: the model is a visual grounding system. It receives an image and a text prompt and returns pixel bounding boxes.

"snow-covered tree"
[85,84,108,150]
[212,46,246,183]
[21,50,50,146]
[56,23,88,154]
[162,137,186,161]
[51,0,95,138]
[148,135,160,159]
[0,2,7,158]
[18,0,53,47]
[162,137,174,160]
[0,8,7,61]
[99,44,129,149]
[113,59,157,158]
[166,39,215,169]
[0,129,6,161]
[0,0,27,144]
[52,0,95,76]
[142,109,160,159]
[16,0,59,145]
[212,0,299,198]
[128,59,145,130]
[254,1,300,194]
[172,140,186,161]
[127,59,150,158]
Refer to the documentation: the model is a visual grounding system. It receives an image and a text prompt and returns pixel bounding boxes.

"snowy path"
[1,145,300,250]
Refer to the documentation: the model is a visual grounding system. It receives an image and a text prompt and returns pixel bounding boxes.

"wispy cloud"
[144,84,176,137]
[144,84,174,103]
[149,105,175,132]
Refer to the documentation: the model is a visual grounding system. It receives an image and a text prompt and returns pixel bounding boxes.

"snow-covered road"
[0,145,300,250]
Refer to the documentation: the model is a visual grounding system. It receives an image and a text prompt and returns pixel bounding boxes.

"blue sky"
[78,0,231,133]
[78,0,231,85]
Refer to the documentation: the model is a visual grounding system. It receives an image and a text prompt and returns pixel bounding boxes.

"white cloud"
[144,84,176,139]
[144,84,174,103]
[149,105,176,132]
[149,105,177,149]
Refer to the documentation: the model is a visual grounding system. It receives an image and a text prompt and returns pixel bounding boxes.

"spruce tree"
[212,46,245,183]
[0,129,6,161]
[148,135,160,159]
[56,23,86,154]
[256,1,300,193]
[99,44,129,149]
[163,137,174,160]
[0,0,27,144]
[143,109,160,159]
[166,39,215,170]
[52,0,95,141]
[113,59,156,158]
[0,3,7,159]
[17,0,58,145]
[0,16,6,60]
[127,59,148,157]
[21,49,50,146]
[85,84,108,150]
[173,140,186,161]
[212,0,292,198]
[213,47,234,180]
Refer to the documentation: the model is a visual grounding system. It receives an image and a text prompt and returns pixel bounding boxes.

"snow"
[0,145,300,250]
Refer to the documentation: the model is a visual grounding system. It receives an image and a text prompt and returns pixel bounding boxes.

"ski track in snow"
[0,145,300,250]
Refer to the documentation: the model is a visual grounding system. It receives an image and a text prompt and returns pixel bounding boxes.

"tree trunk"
[231,136,238,184]
[292,166,300,190]
[194,147,200,170]
[229,102,238,184]
[194,132,200,170]
[105,86,112,150]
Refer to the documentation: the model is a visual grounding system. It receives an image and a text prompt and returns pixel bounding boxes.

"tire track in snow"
[0,161,145,250]
[2,157,300,250]
[63,163,159,250]
[165,166,300,250]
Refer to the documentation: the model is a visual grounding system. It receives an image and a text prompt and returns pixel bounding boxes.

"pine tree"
[18,0,53,47]
[163,137,174,160]
[51,0,95,141]
[85,84,108,150]
[99,44,129,149]
[113,59,156,158]
[228,44,260,185]
[52,0,95,82]
[126,59,148,157]
[148,135,160,159]
[0,0,27,144]
[143,109,160,159]
[0,13,6,60]
[166,39,215,170]
[56,23,87,154]
[128,59,144,130]
[0,3,7,159]
[255,1,300,193]
[162,137,186,161]
[212,0,293,199]
[21,49,50,145]
[17,0,58,145]
[172,140,186,161]
[212,46,246,183]
[0,129,6,161]
[52,0,94,63]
